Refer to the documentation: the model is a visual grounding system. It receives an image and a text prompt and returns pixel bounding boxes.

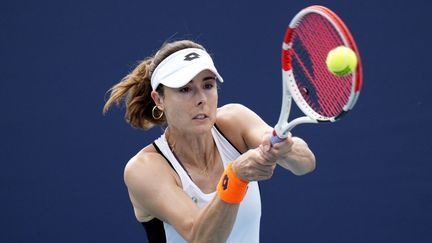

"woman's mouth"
[193,114,207,120]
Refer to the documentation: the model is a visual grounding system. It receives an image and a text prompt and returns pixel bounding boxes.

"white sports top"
[152,126,261,243]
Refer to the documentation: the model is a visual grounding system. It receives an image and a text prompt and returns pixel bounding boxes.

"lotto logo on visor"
[150,48,224,90]
[184,52,200,61]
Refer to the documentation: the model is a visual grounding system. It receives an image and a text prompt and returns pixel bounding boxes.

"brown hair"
[103,40,205,130]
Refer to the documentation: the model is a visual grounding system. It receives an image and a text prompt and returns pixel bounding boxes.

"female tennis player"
[103,40,316,243]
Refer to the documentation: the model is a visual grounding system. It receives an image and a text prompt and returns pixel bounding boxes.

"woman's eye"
[179,87,191,93]
[204,83,214,89]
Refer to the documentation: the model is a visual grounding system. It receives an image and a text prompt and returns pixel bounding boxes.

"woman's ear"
[151,90,164,110]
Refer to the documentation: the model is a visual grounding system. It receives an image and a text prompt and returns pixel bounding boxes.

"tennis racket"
[271,5,363,144]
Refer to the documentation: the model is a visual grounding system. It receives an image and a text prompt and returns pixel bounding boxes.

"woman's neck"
[165,126,217,170]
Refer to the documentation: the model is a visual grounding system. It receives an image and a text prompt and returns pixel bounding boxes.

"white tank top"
[153,126,261,243]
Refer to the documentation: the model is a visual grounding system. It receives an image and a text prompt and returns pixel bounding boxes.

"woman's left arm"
[265,135,316,176]
[219,103,315,176]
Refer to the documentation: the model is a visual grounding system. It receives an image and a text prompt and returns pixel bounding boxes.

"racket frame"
[272,5,362,143]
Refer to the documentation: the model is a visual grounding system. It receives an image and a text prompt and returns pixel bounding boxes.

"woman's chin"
[191,119,214,134]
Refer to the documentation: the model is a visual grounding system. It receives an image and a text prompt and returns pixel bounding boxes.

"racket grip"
[271,130,285,145]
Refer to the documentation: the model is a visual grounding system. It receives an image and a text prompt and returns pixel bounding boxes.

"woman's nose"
[195,89,207,106]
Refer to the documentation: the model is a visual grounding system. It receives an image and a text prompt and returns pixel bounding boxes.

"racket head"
[281,5,363,122]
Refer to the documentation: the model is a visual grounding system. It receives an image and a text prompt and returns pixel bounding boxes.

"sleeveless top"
[145,126,261,243]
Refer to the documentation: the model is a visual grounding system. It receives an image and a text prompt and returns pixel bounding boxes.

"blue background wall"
[2,0,431,242]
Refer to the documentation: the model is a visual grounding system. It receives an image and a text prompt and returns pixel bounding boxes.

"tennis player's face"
[163,70,218,134]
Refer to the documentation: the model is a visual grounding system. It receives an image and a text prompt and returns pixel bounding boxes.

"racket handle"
[271,130,286,145]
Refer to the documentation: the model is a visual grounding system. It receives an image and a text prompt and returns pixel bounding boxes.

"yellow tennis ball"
[326,46,357,76]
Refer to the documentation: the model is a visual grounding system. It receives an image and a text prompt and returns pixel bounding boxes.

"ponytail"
[103,40,205,130]
[103,58,165,129]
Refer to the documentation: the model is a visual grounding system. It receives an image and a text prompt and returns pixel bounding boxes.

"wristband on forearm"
[217,162,249,204]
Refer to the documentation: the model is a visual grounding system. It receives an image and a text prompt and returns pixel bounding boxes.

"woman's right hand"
[232,146,278,182]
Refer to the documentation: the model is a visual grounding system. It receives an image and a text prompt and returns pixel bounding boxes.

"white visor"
[150,48,223,90]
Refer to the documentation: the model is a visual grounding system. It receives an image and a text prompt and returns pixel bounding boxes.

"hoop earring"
[152,106,164,120]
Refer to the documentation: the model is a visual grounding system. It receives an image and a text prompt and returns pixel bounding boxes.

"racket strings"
[308,14,350,112]
[291,13,353,118]
[300,14,348,115]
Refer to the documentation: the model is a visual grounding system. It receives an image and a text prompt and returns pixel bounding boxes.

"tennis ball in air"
[326,46,357,76]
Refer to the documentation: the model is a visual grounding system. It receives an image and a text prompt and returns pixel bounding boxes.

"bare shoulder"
[217,104,271,151]
[124,145,180,192]
[216,103,257,126]
[217,103,246,117]
[215,104,248,152]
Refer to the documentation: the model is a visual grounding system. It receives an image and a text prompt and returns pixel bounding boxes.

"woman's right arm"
[124,149,276,243]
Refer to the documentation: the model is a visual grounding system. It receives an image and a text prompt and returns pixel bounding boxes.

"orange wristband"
[217,162,249,204]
